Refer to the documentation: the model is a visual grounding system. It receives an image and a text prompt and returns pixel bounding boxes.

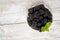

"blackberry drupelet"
[27,4,52,32]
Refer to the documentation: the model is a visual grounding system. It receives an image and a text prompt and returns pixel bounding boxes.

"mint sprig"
[41,22,51,32]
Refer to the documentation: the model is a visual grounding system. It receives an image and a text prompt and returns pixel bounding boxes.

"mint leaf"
[41,22,51,32]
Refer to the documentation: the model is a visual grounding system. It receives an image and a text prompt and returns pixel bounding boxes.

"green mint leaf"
[41,22,51,32]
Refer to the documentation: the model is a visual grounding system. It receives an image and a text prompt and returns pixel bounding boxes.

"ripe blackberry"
[27,4,52,32]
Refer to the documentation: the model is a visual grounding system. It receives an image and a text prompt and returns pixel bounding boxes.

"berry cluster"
[27,4,52,32]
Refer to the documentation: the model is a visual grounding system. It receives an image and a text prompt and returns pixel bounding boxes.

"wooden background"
[0,0,60,40]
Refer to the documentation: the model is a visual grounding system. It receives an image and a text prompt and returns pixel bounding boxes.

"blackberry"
[28,8,34,13]
[41,18,47,25]
[39,9,45,15]
[27,4,52,32]
[39,16,43,20]
[33,18,39,22]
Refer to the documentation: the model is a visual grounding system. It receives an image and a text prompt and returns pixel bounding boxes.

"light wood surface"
[0,0,60,40]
